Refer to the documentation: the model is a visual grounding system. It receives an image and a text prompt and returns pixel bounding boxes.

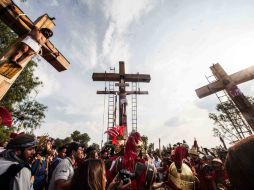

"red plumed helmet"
[123,132,142,171]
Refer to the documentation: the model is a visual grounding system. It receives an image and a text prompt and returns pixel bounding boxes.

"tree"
[0,127,13,146]
[54,138,64,148]
[141,135,148,152]
[0,20,47,133]
[70,130,90,147]
[91,143,100,152]
[209,97,254,144]
[148,142,154,153]
[63,137,72,145]
[70,130,81,142]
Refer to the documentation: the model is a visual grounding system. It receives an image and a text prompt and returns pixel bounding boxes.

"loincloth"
[21,36,41,53]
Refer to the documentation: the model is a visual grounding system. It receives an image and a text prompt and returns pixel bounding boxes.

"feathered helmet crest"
[104,125,126,145]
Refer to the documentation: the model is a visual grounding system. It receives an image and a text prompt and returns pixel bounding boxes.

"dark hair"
[66,142,81,157]
[40,28,53,38]
[86,146,96,154]
[58,145,67,152]
[70,159,106,190]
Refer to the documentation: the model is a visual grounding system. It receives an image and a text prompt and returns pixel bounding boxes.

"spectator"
[86,146,99,159]
[47,145,67,188]
[69,159,131,190]
[0,134,36,190]
[48,142,83,190]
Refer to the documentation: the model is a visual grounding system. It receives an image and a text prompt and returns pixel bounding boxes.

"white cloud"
[33,59,61,98]
[101,0,158,66]
[15,0,254,148]
[103,0,156,34]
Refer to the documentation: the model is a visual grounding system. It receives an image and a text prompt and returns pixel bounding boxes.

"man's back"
[48,157,74,190]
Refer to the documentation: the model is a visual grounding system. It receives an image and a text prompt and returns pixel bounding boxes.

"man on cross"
[8,5,59,66]
[10,26,59,66]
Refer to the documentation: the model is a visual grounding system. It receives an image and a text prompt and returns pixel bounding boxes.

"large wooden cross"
[0,0,70,100]
[196,63,254,131]
[92,61,151,139]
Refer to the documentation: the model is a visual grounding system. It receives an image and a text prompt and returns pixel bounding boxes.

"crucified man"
[8,4,59,66]
[10,26,59,66]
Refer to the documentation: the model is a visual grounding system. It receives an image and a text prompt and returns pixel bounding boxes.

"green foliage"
[54,130,91,149]
[71,130,90,147]
[0,20,47,132]
[0,127,13,146]
[0,21,17,55]
[54,138,64,148]
[141,135,148,151]
[209,97,254,144]
[91,143,100,152]
[148,142,154,153]
[1,61,43,109]
[12,100,47,131]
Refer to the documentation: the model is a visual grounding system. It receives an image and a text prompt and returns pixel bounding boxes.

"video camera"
[118,169,136,185]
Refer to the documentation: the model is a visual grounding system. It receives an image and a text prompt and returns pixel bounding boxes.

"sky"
[12,0,254,148]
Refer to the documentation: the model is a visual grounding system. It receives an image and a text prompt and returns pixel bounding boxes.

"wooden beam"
[196,65,254,98]
[124,74,151,82]
[92,73,120,81]
[97,90,118,94]
[97,90,148,95]
[126,91,148,95]
[0,0,32,36]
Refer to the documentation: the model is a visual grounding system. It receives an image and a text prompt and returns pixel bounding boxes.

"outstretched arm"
[44,41,60,57]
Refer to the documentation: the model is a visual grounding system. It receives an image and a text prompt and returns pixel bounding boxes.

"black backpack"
[0,163,30,190]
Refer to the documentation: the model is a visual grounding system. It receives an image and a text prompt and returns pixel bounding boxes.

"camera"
[118,169,136,184]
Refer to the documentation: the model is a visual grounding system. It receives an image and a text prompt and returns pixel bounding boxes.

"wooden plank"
[195,80,225,98]
[33,14,70,71]
[93,73,120,81]
[97,90,118,94]
[210,63,229,80]
[196,65,254,98]
[124,74,151,82]
[97,90,148,95]
[0,0,32,35]
[126,91,148,95]
[230,65,254,86]
[40,42,70,71]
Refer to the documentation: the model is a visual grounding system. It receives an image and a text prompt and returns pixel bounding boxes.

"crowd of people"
[0,131,252,190]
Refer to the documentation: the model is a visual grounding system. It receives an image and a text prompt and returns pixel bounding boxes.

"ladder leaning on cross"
[195,63,254,134]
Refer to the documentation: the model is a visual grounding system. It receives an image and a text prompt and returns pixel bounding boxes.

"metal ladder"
[131,82,138,132]
[107,68,116,131]
[206,75,252,142]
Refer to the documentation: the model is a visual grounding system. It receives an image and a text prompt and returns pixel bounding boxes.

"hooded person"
[0,134,37,190]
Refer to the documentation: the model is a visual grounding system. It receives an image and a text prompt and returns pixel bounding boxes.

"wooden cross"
[0,0,70,100]
[196,63,254,131]
[92,61,151,139]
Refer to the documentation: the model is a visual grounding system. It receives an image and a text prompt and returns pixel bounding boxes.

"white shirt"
[154,158,161,168]
[0,158,33,190]
[48,157,74,190]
